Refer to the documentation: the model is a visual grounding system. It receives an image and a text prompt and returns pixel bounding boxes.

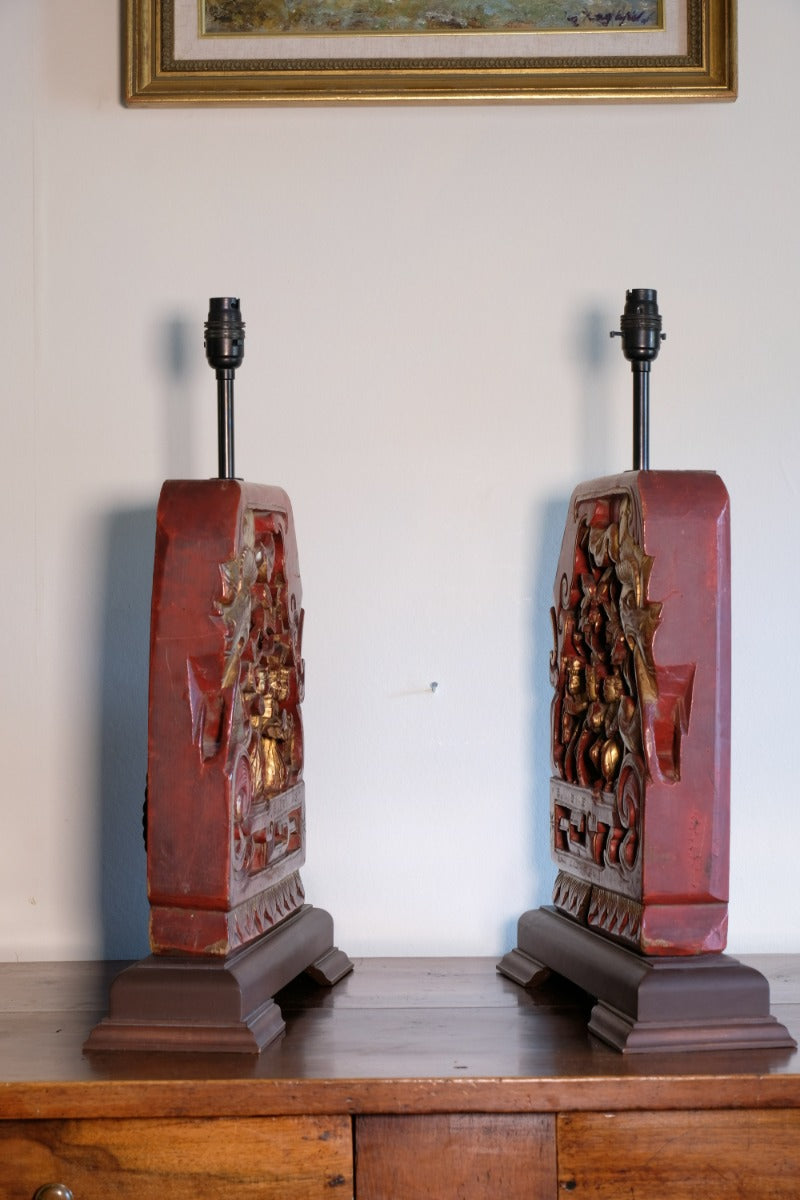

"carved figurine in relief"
[255,669,292,795]
[560,657,589,783]
[576,670,623,792]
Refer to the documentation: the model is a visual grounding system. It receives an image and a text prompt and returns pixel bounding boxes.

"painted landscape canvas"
[202,0,662,35]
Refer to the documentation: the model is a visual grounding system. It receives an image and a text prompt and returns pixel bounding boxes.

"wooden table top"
[2,956,800,1119]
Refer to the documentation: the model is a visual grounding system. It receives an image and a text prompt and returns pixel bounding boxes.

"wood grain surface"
[357,1114,557,1199]
[0,956,799,1121]
[558,1109,800,1199]
[0,1115,351,1200]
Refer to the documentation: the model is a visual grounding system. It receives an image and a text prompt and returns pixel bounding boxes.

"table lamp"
[86,299,351,1052]
[499,289,795,1052]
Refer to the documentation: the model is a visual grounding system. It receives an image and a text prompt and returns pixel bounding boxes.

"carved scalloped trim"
[230,871,306,948]
[586,883,643,946]
[552,870,592,922]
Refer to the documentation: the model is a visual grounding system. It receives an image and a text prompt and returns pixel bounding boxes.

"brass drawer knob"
[33,1187,74,1200]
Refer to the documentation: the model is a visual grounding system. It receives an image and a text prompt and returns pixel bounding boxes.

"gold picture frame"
[125,0,736,105]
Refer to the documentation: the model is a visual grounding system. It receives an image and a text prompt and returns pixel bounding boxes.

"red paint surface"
[146,480,306,956]
[550,470,730,955]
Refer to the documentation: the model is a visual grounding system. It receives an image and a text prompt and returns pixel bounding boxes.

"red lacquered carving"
[86,476,351,1052]
[548,470,730,956]
[146,478,309,957]
[499,467,795,1050]
[86,479,352,1054]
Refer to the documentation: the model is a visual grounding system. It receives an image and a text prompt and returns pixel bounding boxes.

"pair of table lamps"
[87,292,794,1054]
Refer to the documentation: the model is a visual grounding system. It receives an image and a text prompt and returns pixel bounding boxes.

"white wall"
[1,2,797,962]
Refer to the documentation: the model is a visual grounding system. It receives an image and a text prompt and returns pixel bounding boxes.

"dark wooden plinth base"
[85,905,352,1054]
[498,906,796,1054]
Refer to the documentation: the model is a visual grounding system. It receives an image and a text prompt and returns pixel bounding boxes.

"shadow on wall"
[93,309,201,959]
[96,505,156,960]
[577,303,617,473]
[500,493,568,954]
[159,314,201,481]
[502,301,616,949]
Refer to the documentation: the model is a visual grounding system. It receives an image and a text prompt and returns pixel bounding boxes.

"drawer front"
[558,1110,800,1200]
[356,1113,557,1200]
[0,1114,352,1200]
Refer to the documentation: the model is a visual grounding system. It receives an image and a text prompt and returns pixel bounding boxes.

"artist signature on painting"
[566,9,654,25]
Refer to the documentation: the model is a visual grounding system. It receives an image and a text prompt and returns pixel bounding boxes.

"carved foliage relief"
[550,491,673,942]
[188,506,305,905]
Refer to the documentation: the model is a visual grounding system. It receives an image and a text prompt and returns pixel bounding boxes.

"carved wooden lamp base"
[87,303,354,1055]
[499,908,795,1054]
[85,906,352,1053]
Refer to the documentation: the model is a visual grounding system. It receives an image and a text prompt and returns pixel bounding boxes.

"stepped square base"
[85,905,352,1054]
[498,907,796,1053]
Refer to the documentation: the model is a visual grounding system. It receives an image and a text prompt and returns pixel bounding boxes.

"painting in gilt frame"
[125,0,736,106]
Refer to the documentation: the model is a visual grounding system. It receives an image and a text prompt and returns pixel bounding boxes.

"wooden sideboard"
[2,955,800,1198]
